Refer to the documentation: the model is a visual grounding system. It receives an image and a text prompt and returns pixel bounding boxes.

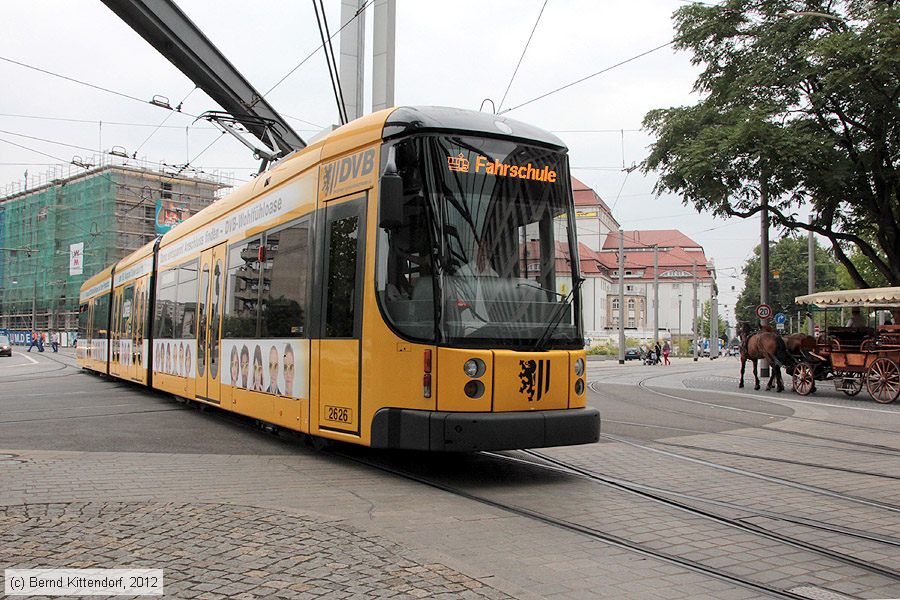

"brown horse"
[738,322,795,392]
[783,333,816,355]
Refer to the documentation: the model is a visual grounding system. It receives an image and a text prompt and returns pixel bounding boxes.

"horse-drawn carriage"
[789,287,900,404]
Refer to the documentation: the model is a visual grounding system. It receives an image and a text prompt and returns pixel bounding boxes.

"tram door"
[109,287,122,377]
[315,195,366,437]
[130,279,145,382]
[197,244,227,403]
[120,284,134,379]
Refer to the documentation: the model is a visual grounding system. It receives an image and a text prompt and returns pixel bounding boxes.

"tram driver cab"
[377,133,578,349]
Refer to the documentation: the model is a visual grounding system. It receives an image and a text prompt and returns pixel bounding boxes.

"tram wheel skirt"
[370,407,600,451]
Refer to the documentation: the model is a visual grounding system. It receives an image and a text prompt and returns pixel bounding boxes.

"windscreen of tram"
[376,135,582,348]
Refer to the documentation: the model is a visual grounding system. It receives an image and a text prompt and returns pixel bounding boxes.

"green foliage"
[585,336,644,356]
[698,300,727,341]
[675,338,691,356]
[835,245,890,290]
[735,235,842,325]
[587,344,614,356]
[642,0,900,287]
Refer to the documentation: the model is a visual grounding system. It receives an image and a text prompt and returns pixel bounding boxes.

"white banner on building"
[69,242,84,275]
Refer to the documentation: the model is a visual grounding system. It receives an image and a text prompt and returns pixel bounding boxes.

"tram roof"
[383,106,567,150]
[795,287,900,307]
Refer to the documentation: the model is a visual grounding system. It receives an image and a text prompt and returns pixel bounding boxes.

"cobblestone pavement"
[0,502,508,600]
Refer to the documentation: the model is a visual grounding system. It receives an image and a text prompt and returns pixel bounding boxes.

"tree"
[835,241,890,289]
[734,235,841,325]
[698,300,727,341]
[642,0,900,288]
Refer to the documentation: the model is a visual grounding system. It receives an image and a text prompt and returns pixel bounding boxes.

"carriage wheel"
[792,362,815,396]
[840,376,863,397]
[866,358,900,404]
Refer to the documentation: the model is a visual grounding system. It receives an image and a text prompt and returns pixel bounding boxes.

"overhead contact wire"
[498,0,549,113]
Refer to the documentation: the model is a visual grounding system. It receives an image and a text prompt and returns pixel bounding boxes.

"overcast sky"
[0,0,806,321]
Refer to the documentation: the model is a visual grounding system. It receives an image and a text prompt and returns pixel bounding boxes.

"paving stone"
[0,502,512,599]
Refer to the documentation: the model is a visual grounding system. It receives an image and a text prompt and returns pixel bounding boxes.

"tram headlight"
[464,380,485,399]
[574,358,585,377]
[575,379,585,395]
[463,358,485,378]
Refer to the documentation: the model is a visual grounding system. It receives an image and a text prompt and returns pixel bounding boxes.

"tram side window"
[375,139,438,341]
[259,220,309,338]
[78,303,89,339]
[326,215,360,338]
[93,293,110,339]
[174,260,199,339]
[154,268,177,339]
[223,237,261,338]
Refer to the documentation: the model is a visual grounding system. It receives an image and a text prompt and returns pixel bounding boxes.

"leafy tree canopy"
[642,0,900,287]
[735,235,841,324]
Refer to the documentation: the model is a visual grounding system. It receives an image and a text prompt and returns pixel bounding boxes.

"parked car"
[624,347,641,361]
[0,334,11,357]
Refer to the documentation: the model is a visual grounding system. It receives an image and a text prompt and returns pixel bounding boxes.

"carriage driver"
[845,307,867,328]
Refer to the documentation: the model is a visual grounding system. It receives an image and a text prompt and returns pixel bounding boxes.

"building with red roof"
[597,230,716,342]
[570,177,717,344]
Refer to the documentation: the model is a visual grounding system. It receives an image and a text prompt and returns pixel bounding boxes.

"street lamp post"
[677,293,682,356]
[760,179,770,378]
[692,261,699,362]
[808,215,815,335]
[618,229,625,364]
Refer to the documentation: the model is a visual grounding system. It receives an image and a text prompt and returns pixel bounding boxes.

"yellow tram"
[77,106,600,450]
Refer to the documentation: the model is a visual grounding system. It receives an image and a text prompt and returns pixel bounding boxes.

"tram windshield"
[376,135,582,349]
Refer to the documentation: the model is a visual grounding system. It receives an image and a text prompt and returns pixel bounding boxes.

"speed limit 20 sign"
[756,304,772,319]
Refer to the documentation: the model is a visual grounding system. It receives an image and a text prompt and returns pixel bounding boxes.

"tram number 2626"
[325,405,352,424]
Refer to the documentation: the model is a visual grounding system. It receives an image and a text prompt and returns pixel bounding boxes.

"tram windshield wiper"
[533,277,584,351]
[516,281,566,299]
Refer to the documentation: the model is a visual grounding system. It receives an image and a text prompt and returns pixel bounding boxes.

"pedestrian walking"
[662,341,671,366]
[37,332,45,352]
[27,330,38,352]
[654,342,662,366]
[50,331,59,353]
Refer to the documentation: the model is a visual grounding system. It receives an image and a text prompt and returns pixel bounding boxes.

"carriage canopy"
[795,287,900,308]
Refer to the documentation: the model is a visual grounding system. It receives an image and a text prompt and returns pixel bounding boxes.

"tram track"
[653,440,900,480]
[588,369,900,504]
[589,377,900,456]
[0,351,80,383]
[601,432,900,513]
[504,450,900,549]
[0,407,187,425]
[620,363,900,438]
[636,379,900,451]
[331,447,900,600]
[331,448,814,600]
[508,449,900,573]
[602,418,899,458]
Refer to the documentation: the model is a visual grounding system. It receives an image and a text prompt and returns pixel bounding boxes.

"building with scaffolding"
[0,158,229,335]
